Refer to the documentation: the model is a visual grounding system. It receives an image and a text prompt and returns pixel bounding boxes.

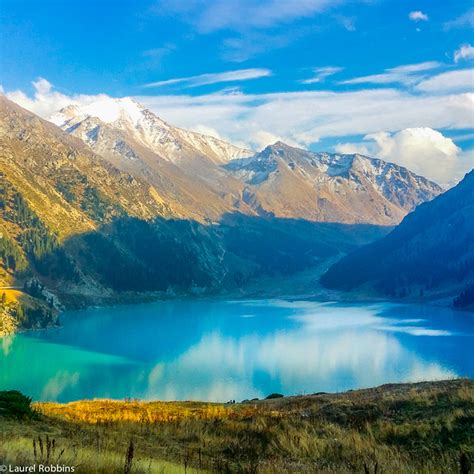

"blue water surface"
[1,299,473,402]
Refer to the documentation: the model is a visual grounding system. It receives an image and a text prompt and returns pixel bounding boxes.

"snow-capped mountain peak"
[51,97,145,127]
[50,97,252,164]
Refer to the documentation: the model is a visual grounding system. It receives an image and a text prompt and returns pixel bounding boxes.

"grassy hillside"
[1,380,472,473]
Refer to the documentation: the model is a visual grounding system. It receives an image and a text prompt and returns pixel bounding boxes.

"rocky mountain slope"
[321,169,474,305]
[50,98,254,222]
[226,142,442,225]
[53,98,442,226]
[50,97,252,165]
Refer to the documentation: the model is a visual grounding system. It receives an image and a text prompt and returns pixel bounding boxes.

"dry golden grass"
[36,400,266,425]
[1,289,22,304]
[1,379,473,473]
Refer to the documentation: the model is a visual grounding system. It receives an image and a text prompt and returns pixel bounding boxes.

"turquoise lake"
[1,299,473,402]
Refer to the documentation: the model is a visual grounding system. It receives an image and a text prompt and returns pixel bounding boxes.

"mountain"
[0,95,178,332]
[0,95,177,255]
[321,169,474,305]
[53,99,442,226]
[50,98,252,165]
[0,96,392,334]
[0,95,175,290]
[226,142,442,225]
[0,94,453,333]
[50,98,254,222]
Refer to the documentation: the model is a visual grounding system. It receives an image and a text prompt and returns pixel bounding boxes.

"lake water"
[1,299,473,402]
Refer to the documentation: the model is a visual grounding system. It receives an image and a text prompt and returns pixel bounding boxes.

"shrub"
[265,393,284,399]
[0,390,35,419]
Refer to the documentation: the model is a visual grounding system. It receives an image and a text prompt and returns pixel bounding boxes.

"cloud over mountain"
[4,76,473,184]
[337,128,469,185]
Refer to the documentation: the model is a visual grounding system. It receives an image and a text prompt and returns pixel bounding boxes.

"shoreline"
[2,285,471,339]
[31,377,473,406]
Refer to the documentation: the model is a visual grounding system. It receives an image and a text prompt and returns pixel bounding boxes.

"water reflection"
[0,299,472,402]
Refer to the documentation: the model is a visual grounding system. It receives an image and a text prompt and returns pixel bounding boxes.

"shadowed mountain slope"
[321,169,474,303]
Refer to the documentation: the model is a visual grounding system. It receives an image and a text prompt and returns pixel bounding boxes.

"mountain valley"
[0,94,467,334]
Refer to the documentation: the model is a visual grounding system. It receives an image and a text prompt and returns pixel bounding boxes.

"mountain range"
[226,141,441,224]
[0,97,391,298]
[51,97,442,225]
[0,93,469,332]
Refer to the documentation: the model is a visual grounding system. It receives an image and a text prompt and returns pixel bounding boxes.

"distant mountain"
[226,142,442,225]
[53,99,442,226]
[51,98,252,165]
[321,169,474,305]
[51,98,255,222]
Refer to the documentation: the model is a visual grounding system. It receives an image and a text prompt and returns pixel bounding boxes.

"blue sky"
[1,0,473,184]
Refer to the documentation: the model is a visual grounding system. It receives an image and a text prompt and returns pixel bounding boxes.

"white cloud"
[155,89,471,144]
[334,142,370,155]
[454,44,474,63]
[153,0,353,61]
[340,61,441,85]
[300,66,343,84]
[191,124,223,139]
[6,78,58,115]
[336,128,472,185]
[142,44,176,60]
[156,0,346,33]
[251,130,303,149]
[444,8,474,30]
[34,77,53,95]
[221,31,297,62]
[5,78,473,182]
[390,62,440,74]
[367,128,460,183]
[5,77,112,119]
[409,11,428,22]
[142,68,272,88]
[416,69,474,92]
[336,15,356,31]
